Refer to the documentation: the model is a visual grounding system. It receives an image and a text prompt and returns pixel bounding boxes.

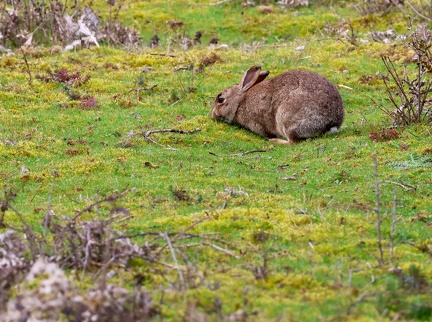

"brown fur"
[210,66,344,143]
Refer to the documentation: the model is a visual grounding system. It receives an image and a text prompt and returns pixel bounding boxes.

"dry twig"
[144,128,201,150]
[209,149,269,157]
[127,84,157,94]
[372,154,384,265]
[160,232,185,288]
[383,180,416,192]
[202,241,240,259]
[21,48,32,85]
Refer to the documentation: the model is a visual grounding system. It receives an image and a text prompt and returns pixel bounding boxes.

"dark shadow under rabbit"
[210,66,344,144]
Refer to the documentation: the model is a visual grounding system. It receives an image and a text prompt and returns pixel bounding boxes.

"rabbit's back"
[269,70,344,141]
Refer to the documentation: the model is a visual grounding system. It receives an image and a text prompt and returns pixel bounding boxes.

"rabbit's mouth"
[210,109,223,121]
[210,109,231,123]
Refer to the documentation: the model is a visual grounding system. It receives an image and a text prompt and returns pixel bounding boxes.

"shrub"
[0,0,140,50]
[380,23,432,126]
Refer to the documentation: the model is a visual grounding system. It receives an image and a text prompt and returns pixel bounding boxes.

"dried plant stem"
[383,180,416,192]
[82,229,92,279]
[372,154,384,265]
[389,187,398,261]
[171,215,211,242]
[161,232,185,288]
[202,241,240,259]
[95,255,117,278]
[41,183,55,255]
[21,48,32,85]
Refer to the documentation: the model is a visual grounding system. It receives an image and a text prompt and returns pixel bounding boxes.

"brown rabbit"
[210,66,344,144]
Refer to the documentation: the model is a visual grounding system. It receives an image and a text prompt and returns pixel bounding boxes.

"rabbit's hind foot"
[269,138,295,145]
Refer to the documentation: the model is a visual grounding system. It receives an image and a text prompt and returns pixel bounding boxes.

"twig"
[389,187,399,261]
[372,154,384,265]
[82,228,92,280]
[383,180,416,192]
[149,53,176,58]
[209,0,234,5]
[406,1,432,22]
[4,202,41,258]
[72,187,133,221]
[127,84,157,94]
[161,232,185,288]
[147,259,187,271]
[171,215,211,242]
[42,183,55,254]
[209,149,269,157]
[43,183,55,236]
[144,128,201,150]
[152,215,212,259]
[338,84,353,90]
[115,215,134,223]
[21,47,32,85]
[202,241,240,259]
[94,255,117,278]
[167,99,180,108]
[347,291,375,315]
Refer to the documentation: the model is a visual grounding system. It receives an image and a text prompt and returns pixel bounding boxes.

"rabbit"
[210,66,344,144]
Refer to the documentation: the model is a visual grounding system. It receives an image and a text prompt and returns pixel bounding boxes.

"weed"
[388,154,432,169]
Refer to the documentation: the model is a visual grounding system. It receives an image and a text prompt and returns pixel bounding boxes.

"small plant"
[323,20,359,47]
[380,23,432,126]
[368,127,401,142]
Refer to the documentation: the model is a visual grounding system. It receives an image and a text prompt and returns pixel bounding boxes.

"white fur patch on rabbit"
[210,66,344,144]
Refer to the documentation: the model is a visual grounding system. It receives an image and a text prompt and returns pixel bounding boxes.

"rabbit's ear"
[240,66,270,93]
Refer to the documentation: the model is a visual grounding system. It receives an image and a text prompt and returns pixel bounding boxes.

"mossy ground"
[1,1,431,320]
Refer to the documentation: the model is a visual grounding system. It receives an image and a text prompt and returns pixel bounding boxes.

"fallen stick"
[144,128,201,150]
[127,84,157,94]
[209,149,269,157]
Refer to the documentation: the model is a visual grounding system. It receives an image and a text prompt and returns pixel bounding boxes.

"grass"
[1,0,432,320]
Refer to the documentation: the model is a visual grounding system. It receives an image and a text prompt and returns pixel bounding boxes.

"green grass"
[1,1,432,320]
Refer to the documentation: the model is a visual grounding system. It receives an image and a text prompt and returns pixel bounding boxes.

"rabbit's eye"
[217,96,225,103]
